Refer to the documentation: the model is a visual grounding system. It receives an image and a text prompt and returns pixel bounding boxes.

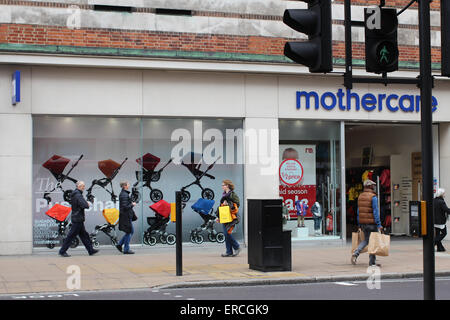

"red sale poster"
[279,144,316,218]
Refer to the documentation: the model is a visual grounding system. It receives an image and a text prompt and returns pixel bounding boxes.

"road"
[2,277,450,300]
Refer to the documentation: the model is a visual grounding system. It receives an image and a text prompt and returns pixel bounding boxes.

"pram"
[86,157,127,203]
[42,154,83,204]
[143,200,176,246]
[131,153,173,203]
[190,198,224,244]
[180,152,221,202]
[44,204,79,249]
[89,208,119,249]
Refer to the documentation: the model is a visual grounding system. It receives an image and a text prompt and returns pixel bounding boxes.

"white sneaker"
[232,247,241,257]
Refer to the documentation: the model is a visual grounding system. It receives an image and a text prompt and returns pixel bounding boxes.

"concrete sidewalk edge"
[157,271,450,290]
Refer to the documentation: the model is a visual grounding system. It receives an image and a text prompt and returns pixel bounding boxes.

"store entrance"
[345,122,427,240]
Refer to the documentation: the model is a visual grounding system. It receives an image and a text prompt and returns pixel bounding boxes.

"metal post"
[344,0,353,89]
[175,191,183,276]
[418,0,435,300]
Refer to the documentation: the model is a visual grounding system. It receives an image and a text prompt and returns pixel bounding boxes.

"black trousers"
[59,221,94,255]
[435,226,447,251]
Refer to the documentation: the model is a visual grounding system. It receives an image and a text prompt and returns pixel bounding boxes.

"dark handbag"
[132,211,138,221]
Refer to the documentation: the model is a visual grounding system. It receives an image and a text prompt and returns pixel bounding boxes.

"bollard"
[175,191,182,276]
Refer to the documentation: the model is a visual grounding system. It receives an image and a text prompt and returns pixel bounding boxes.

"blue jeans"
[313,217,322,231]
[119,221,134,253]
[223,224,239,255]
[353,224,378,265]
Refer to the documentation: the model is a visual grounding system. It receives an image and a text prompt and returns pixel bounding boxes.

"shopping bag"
[103,208,120,225]
[368,232,390,256]
[351,229,367,253]
[219,206,233,224]
[45,204,71,222]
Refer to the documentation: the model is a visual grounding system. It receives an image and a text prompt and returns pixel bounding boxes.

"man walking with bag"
[59,181,99,257]
[351,179,383,267]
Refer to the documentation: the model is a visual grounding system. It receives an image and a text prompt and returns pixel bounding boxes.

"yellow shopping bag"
[102,208,120,225]
[219,206,233,224]
[368,232,390,256]
[170,203,176,222]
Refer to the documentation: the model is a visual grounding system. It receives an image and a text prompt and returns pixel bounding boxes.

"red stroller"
[41,154,83,204]
[143,200,176,246]
[180,152,220,202]
[131,153,173,203]
[44,204,79,249]
[86,157,127,202]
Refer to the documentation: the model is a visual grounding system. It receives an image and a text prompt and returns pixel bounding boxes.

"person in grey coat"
[117,181,137,254]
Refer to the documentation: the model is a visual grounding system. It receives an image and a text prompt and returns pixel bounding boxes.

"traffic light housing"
[283,0,332,73]
[364,8,399,74]
[442,0,450,77]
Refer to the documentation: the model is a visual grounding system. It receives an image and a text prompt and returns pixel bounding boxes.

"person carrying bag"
[216,179,241,257]
[368,231,390,257]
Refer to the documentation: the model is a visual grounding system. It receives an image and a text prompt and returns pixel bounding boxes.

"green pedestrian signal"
[365,8,399,73]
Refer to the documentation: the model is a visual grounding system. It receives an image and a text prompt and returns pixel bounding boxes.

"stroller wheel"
[70,237,79,248]
[181,190,191,202]
[148,236,157,246]
[92,240,100,249]
[195,234,204,244]
[131,190,141,203]
[87,194,95,203]
[202,188,215,200]
[208,233,217,242]
[63,190,73,202]
[150,189,163,202]
[166,234,176,245]
[159,235,167,244]
[46,243,55,249]
[215,232,225,243]
[150,171,161,182]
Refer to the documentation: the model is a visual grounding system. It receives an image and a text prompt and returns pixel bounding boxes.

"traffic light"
[442,0,450,77]
[364,8,399,74]
[283,0,332,73]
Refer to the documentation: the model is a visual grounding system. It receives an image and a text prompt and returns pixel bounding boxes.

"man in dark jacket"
[434,188,450,252]
[117,181,137,254]
[59,181,98,257]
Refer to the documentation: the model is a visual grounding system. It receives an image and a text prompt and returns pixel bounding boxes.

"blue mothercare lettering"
[295,89,438,113]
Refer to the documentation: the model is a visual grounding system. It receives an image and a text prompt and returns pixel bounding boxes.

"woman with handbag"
[217,179,241,257]
[117,181,138,254]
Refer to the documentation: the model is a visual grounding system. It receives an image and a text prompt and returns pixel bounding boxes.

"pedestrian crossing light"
[364,8,399,74]
[283,0,332,73]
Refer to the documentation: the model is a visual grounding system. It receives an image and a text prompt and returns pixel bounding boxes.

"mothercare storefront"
[2,63,450,254]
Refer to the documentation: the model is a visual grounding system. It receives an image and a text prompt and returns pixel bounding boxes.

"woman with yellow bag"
[217,179,241,257]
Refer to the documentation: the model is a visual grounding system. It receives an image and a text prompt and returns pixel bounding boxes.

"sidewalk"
[0,238,449,295]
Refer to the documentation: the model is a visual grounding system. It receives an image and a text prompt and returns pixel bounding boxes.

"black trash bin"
[248,199,292,272]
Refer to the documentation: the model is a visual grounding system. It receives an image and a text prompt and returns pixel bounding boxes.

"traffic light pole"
[344,0,435,300]
[418,0,435,301]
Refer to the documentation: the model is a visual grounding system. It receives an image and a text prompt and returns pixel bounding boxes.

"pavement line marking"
[334,282,358,286]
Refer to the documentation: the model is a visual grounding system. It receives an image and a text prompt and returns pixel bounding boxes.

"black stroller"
[143,200,176,246]
[44,204,79,249]
[190,198,224,244]
[131,153,173,203]
[86,157,127,203]
[180,152,220,202]
[89,208,119,248]
[41,154,83,204]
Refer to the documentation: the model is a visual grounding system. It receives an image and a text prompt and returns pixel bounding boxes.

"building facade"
[0,0,449,255]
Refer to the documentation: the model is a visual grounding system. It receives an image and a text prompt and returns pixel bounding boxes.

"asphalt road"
[2,277,450,301]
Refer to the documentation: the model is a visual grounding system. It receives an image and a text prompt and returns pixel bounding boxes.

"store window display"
[32,116,244,249]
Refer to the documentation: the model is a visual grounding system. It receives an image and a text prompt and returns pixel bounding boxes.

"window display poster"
[279,144,316,218]
[32,117,244,248]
